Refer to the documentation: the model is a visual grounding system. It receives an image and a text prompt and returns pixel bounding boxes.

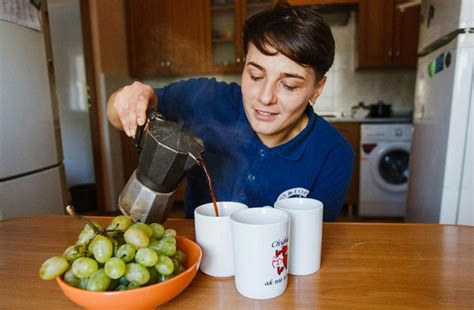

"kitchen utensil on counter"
[194,201,248,277]
[369,100,392,118]
[275,198,324,276]
[118,109,204,224]
[231,207,289,299]
[56,236,202,310]
[351,102,370,119]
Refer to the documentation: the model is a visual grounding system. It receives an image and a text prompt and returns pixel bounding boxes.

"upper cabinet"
[206,0,244,73]
[288,0,358,4]
[126,0,207,77]
[357,0,420,68]
[206,0,273,74]
[126,0,418,77]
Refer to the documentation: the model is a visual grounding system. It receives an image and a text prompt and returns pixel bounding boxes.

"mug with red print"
[230,207,289,299]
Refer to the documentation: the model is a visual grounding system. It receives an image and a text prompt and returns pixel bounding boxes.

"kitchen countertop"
[319,115,412,123]
[316,112,412,123]
[1,216,473,309]
[325,117,412,123]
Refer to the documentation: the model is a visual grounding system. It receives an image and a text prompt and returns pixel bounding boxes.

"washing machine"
[359,124,413,217]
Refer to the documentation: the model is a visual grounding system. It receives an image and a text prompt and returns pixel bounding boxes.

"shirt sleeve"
[155,78,212,124]
[155,78,242,128]
[312,141,354,221]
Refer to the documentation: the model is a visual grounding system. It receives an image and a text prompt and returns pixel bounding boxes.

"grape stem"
[66,205,104,235]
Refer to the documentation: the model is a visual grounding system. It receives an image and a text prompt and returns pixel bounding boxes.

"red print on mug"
[272,245,288,275]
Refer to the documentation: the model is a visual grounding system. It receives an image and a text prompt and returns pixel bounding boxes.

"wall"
[87,0,130,212]
[145,12,416,115]
[317,12,416,115]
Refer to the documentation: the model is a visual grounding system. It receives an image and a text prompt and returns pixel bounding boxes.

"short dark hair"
[243,2,335,81]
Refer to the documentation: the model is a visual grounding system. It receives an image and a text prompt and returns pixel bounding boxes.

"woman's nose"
[258,81,277,105]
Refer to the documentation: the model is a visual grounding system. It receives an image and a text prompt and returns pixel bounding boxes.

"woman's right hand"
[106,81,158,137]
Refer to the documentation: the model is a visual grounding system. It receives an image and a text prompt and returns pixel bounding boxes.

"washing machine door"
[369,143,410,192]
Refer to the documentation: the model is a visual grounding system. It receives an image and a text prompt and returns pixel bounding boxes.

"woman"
[107,3,354,221]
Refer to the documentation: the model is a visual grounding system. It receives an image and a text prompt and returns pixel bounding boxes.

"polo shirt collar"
[269,106,316,161]
[236,105,317,161]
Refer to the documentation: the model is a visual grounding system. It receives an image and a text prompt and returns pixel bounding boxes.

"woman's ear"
[311,76,327,102]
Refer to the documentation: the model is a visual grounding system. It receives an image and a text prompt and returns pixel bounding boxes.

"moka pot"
[118,109,204,223]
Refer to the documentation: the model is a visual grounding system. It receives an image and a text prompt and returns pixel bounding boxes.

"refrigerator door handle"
[418,29,467,57]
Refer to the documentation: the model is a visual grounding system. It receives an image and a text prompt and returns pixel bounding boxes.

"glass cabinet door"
[207,0,273,73]
[244,0,273,19]
[210,0,242,69]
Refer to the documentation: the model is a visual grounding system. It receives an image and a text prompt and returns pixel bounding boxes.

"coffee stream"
[197,158,219,217]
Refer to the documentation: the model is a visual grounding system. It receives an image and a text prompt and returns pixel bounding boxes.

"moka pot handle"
[133,108,164,153]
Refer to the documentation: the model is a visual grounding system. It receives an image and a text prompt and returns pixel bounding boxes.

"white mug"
[275,198,323,275]
[194,201,248,277]
[231,207,289,299]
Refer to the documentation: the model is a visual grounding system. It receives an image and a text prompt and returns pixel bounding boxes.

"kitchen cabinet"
[126,0,207,77]
[206,0,273,74]
[331,122,360,208]
[357,0,420,68]
[206,0,244,73]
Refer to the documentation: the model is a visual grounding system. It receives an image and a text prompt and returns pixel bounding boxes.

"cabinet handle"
[388,50,393,57]
[166,61,171,67]
[160,62,165,67]
[236,57,240,63]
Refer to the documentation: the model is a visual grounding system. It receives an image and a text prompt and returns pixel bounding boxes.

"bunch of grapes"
[39,215,186,292]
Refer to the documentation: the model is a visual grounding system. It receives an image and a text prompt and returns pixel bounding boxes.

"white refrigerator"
[0,18,67,219]
[406,0,474,225]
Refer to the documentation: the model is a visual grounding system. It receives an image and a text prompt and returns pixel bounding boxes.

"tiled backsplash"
[145,12,416,115]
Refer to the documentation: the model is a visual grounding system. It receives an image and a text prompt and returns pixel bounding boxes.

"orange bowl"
[56,236,201,310]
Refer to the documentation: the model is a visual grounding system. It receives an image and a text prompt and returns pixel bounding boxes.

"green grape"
[104,257,126,279]
[76,222,102,245]
[124,226,149,248]
[63,268,80,287]
[118,275,130,286]
[127,282,140,290]
[146,267,159,285]
[173,250,186,265]
[125,263,150,286]
[72,257,98,279]
[161,235,176,245]
[135,248,158,267]
[163,228,176,238]
[107,215,133,232]
[131,223,153,238]
[116,243,136,262]
[149,239,176,257]
[113,235,126,247]
[78,277,89,289]
[157,273,173,283]
[91,235,113,263]
[149,223,165,239]
[86,269,111,291]
[172,258,180,270]
[63,245,86,262]
[115,284,128,291]
[173,264,186,276]
[39,256,69,280]
[154,255,174,276]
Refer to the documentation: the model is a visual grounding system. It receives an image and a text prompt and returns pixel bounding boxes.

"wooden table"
[0,216,473,309]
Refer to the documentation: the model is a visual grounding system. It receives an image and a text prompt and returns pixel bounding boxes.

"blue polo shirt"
[156,78,354,221]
